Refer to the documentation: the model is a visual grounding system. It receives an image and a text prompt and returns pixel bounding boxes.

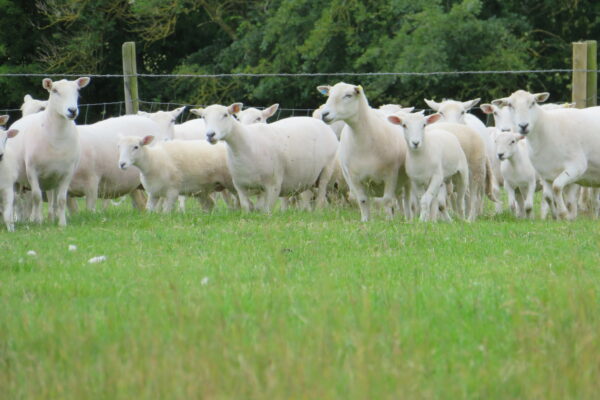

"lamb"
[316,82,410,222]
[191,103,338,213]
[236,104,279,125]
[387,112,468,221]
[69,115,170,211]
[424,97,501,214]
[494,132,538,218]
[493,90,600,220]
[20,94,48,116]
[0,116,19,231]
[118,136,234,212]
[9,77,90,226]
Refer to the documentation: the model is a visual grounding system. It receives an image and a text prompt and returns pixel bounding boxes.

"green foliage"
[0,0,598,116]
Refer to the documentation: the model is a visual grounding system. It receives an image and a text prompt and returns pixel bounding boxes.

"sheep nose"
[206,132,215,140]
[518,123,529,132]
[497,153,504,160]
[0,153,3,161]
[321,111,330,119]
[412,141,420,148]
[67,107,78,118]
[119,162,126,169]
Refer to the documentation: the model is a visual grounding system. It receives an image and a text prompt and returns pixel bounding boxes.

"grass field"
[1,202,600,399]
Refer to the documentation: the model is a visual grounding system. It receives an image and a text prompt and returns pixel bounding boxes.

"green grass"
[1,203,600,399]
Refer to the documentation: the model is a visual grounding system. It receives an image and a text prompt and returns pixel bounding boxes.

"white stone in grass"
[68,244,77,252]
[201,277,209,286]
[26,250,37,257]
[88,256,107,264]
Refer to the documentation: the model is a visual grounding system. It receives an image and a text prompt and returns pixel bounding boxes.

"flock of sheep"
[0,77,599,232]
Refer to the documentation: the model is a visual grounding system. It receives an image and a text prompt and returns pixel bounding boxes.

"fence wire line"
[0,69,597,79]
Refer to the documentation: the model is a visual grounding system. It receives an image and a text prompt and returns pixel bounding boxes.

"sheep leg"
[525,181,536,219]
[592,188,600,219]
[196,193,215,212]
[146,193,159,212]
[540,180,555,220]
[505,182,518,218]
[552,166,584,220]
[315,159,336,209]
[382,172,399,221]
[344,170,371,222]
[236,187,253,213]
[299,190,314,211]
[178,195,186,212]
[436,186,452,222]
[85,176,100,211]
[162,190,179,213]
[2,188,14,232]
[67,196,79,215]
[454,169,468,221]
[130,189,147,211]
[419,174,442,222]
[515,190,525,218]
[565,184,579,220]
[26,169,44,223]
[261,185,280,214]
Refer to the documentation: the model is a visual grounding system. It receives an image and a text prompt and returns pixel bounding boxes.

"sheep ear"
[228,103,243,114]
[387,115,403,125]
[317,85,331,96]
[172,106,186,118]
[426,113,442,124]
[141,135,154,146]
[0,115,9,125]
[534,92,550,103]
[462,98,480,110]
[263,103,279,119]
[401,106,415,113]
[354,85,362,95]
[424,99,440,111]
[42,78,53,92]
[491,97,509,107]
[77,77,91,89]
[480,104,495,114]
[23,94,32,102]
[190,108,204,118]
[6,129,19,139]
[137,111,150,116]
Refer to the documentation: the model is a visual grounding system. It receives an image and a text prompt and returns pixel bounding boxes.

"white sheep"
[424,97,501,214]
[20,94,48,116]
[69,115,170,211]
[191,103,338,213]
[312,105,345,139]
[118,136,234,212]
[0,116,19,231]
[9,77,90,226]
[174,118,206,140]
[494,132,537,218]
[138,106,186,140]
[236,104,279,125]
[492,90,600,220]
[317,82,410,222]
[387,112,468,221]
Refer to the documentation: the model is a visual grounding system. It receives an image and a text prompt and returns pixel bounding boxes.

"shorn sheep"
[0,116,19,231]
[236,104,279,125]
[191,103,338,213]
[387,112,469,222]
[118,136,234,212]
[317,82,410,222]
[20,95,48,117]
[493,90,600,220]
[9,77,90,226]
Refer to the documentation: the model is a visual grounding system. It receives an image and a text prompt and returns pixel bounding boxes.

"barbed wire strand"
[0,69,597,79]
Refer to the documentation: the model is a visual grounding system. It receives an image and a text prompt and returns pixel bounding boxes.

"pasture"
[1,203,599,399]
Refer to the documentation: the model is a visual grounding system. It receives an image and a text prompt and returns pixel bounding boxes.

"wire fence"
[0,68,593,125]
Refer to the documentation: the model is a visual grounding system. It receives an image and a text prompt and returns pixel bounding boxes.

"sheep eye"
[343,94,353,99]
[461,111,465,114]
[529,102,535,108]
[402,124,407,129]
[256,118,261,122]
[510,140,515,144]
[52,89,58,94]
[40,107,46,111]
[133,145,139,150]
[439,112,444,116]
[508,104,513,109]
[223,113,228,118]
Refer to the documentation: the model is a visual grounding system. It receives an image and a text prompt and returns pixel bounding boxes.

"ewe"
[20,95,47,117]
[493,90,600,220]
[192,103,338,213]
[387,112,468,222]
[9,77,90,226]
[317,82,410,222]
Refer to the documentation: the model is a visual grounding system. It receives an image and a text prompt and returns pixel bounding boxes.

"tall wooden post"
[586,40,597,107]
[572,42,588,109]
[122,42,139,114]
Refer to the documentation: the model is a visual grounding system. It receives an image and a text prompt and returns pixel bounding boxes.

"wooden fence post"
[572,42,588,109]
[122,41,139,114]
[586,40,597,107]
